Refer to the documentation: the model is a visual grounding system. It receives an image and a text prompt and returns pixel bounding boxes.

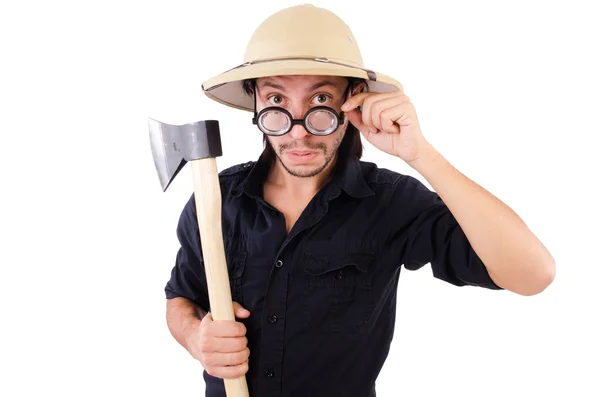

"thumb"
[345,108,369,135]
[232,301,251,318]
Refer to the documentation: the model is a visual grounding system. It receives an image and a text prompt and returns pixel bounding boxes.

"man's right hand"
[186,301,251,379]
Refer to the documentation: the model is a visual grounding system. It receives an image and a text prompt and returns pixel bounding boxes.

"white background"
[1,0,599,396]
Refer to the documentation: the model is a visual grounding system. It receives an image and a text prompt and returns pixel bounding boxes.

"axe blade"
[148,118,222,191]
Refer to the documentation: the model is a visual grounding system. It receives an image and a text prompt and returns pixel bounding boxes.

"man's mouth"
[289,151,316,156]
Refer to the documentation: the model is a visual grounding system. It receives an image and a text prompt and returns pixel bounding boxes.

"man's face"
[255,75,350,178]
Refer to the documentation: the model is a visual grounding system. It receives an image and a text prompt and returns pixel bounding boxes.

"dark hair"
[243,76,367,165]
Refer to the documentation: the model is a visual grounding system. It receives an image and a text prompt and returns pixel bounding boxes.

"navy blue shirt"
[165,152,502,397]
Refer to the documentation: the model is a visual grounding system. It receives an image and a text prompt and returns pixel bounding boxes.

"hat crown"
[244,4,364,67]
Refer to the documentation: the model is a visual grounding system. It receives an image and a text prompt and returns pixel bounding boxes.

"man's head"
[244,75,366,178]
[201,4,403,177]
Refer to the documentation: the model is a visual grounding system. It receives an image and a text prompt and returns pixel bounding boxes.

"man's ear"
[243,78,257,95]
[352,81,368,95]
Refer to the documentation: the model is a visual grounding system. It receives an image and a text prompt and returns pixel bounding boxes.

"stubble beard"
[271,130,345,178]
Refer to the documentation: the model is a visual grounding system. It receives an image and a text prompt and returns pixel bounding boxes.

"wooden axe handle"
[191,158,250,397]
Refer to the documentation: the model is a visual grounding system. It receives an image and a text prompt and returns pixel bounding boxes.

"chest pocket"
[302,251,375,334]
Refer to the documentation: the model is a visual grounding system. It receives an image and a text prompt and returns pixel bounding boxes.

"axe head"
[148,118,222,191]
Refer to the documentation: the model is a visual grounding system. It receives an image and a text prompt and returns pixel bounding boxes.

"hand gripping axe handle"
[148,118,249,397]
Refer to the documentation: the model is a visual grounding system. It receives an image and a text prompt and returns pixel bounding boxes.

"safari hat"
[201,4,403,112]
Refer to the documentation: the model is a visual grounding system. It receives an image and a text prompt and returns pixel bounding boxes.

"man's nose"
[289,123,310,139]
[288,105,310,139]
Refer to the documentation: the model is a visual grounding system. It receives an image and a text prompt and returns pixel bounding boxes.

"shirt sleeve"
[390,174,503,290]
[164,193,211,311]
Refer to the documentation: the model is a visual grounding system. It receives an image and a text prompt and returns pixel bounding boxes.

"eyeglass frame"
[253,106,346,136]
[251,81,353,136]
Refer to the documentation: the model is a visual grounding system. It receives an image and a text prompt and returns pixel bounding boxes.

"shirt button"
[335,270,344,279]
[268,314,278,323]
[265,369,275,378]
[275,260,283,268]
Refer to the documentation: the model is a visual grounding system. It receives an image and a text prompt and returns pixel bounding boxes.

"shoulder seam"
[373,167,405,187]
[218,161,254,178]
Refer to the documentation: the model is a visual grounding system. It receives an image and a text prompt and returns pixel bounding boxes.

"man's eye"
[313,94,331,104]
[268,95,284,105]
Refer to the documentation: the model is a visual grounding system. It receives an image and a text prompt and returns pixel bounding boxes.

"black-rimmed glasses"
[251,83,352,136]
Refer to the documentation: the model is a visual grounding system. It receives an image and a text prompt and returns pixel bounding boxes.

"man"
[164,4,555,397]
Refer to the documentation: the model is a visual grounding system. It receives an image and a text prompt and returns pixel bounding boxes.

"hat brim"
[202,59,403,112]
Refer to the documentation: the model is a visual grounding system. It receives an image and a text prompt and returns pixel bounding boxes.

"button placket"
[259,248,292,394]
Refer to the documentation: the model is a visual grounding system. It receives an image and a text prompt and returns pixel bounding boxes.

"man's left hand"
[342,90,429,163]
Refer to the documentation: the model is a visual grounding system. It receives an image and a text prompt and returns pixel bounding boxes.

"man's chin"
[278,156,328,178]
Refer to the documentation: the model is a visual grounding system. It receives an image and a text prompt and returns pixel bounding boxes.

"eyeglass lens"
[306,110,336,133]
[260,110,290,134]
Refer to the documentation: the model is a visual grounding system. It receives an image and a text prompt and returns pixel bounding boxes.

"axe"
[148,118,250,397]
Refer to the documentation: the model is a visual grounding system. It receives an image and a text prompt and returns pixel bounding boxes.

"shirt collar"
[232,152,374,200]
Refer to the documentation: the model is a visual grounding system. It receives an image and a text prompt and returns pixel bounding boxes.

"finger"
[212,335,248,353]
[381,105,403,134]
[341,92,371,112]
[232,301,251,318]
[381,103,413,132]
[364,93,402,131]
[345,108,369,133]
[206,320,247,338]
[207,360,249,380]
[342,90,400,112]
[379,103,408,134]
[198,335,247,354]
[369,96,402,131]
[361,94,379,131]
[203,348,250,367]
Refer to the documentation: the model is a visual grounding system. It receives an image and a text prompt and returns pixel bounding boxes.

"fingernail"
[341,103,350,111]
[369,127,377,134]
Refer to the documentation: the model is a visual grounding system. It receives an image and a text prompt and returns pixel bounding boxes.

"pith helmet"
[201,4,403,111]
